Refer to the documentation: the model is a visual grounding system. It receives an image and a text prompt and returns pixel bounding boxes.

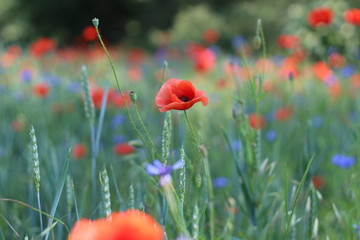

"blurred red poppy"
[155,78,208,112]
[72,143,87,160]
[275,106,293,122]
[312,175,325,189]
[29,37,56,57]
[32,83,50,98]
[68,209,164,240]
[90,87,114,109]
[248,114,266,129]
[308,7,333,27]
[82,26,97,42]
[328,53,345,68]
[277,35,299,49]
[313,61,332,81]
[111,92,131,108]
[344,8,360,26]
[188,44,216,73]
[113,143,135,156]
[203,29,219,44]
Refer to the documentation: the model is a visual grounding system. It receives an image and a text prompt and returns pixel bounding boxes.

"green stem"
[184,110,215,240]
[94,25,151,159]
[133,102,160,160]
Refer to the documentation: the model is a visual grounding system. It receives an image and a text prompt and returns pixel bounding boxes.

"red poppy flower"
[72,143,87,160]
[32,83,50,98]
[155,78,208,112]
[275,106,293,122]
[312,175,325,189]
[308,7,333,27]
[248,113,266,130]
[68,209,164,240]
[90,87,115,109]
[188,44,216,73]
[113,143,135,155]
[82,26,97,42]
[29,37,56,57]
[277,35,299,49]
[111,92,131,108]
[203,29,219,44]
[328,53,345,68]
[344,8,360,26]
[313,61,332,81]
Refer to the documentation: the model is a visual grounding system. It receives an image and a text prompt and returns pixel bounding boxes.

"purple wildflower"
[213,177,228,188]
[266,130,277,142]
[20,69,33,83]
[331,154,355,168]
[146,159,184,186]
[111,114,125,126]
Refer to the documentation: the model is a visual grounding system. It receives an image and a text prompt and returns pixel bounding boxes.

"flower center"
[179,96,190,102]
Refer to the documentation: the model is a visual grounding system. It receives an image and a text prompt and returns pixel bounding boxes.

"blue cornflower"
[213,177,228,188]
[67,82,81,93]
[113,135,125,144]
[266,130,277,142]
[20,69,32,83]
[231,140,242,152]
[232,35,247,50]
[331,154,355,168]
[111,114,125,126]
[311,116,323,128]
[339,65,356,78]
[146,159,184,186]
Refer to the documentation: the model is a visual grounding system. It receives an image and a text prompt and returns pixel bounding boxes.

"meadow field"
[1,5,360,240]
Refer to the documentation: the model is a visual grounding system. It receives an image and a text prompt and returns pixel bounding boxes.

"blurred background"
[1,0,359,50]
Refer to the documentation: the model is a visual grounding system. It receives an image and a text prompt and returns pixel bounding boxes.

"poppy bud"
[130,91,137,102]
[92,18,99,27]
[253,35,261,49]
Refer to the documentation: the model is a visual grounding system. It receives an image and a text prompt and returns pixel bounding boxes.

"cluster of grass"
[0,18,360,240]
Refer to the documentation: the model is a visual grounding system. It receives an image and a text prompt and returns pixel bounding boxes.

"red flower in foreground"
[155,78,208,112]
[113,143,135,156]
[308,7,333,27]
[32,83,50,98]
[82,26,97,42]
[29,37,56,57]
[72,143,87,160]
[277,35,299,49]
[248,114,266,130]
[68,209,164,240]
[344,8,360,26]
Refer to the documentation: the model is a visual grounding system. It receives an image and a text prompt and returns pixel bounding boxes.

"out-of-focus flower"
[68,209,164,240]
[277,35,299,49]
[127,66,143,82]
[308,7,333,27]
[32,83,50,98]
[90,87,112,109]
[111,114,125,126]
[128,48,144,64]
[113,143,135,156]
[111,92,130,108]
[248,113,266,130]
[328,81,342,99]
[328,53,345,68]
[20,69,33,83]
[339,65,356,78]
[82,26,97,42]
[146,159,184,186]
[351,73,360,88]
[203,29,219,44]
[310,116,323,128]
[155,78,208,112]
[1,45,21,67]
[312,175,325,189]
[213,177,228,188]
[72,143,87,160]
[188,44,216,73]
[266,130,277,142]
[313,61,333,81]
[344,8,360,26]
[29,37,56,57]
[113,135,125,144]
[275,106,293,122]
[331,154,355,168]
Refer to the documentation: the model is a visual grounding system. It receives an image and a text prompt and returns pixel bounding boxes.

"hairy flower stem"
[93,20,152,159]
[133,101,160,159]
[184,110,215,240]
